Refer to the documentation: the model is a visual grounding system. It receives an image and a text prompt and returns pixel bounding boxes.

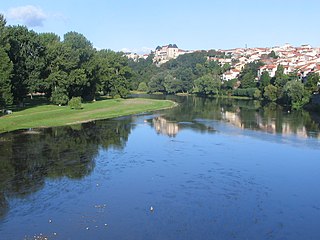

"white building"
[154,44,181,64]
[222,69,240,81]
[258,65,278,78]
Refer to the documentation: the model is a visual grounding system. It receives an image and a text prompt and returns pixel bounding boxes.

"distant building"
[124,52,140,62]
[222,69,240,81]
[153,44,190,64]
[258,65,278,78]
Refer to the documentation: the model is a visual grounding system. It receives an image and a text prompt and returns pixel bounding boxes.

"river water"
[0,95,320,240]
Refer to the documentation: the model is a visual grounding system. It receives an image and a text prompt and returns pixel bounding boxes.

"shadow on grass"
[2,96,119,116]
[5,96,51,114]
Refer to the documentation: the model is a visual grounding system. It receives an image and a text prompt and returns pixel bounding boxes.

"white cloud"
[7,5,47,27]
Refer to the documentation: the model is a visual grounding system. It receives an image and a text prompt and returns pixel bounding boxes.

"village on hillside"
[125,43,320,81]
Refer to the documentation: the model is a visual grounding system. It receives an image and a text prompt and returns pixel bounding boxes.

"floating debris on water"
[94,204,107,209]
[24,233,49,240]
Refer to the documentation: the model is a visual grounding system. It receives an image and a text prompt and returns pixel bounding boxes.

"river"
[0,95,320,240]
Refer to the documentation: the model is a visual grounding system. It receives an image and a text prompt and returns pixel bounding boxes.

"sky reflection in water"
[0,96,320,240]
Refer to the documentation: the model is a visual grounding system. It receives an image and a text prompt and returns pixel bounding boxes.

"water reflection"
[138,94,320,139]
[0,118,134,219]
[152,117,179,137]
[0,95,320,239]
[150,116,215,137]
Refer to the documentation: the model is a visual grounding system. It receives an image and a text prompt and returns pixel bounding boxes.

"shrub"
[232,88,260,98]
[68,97,82,110]
[263,85,278,102]
[254,89,262,99]
[137,82,148,92]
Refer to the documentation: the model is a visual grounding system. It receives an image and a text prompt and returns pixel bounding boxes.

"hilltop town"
[125,43,320,81]
[125,44,192,64]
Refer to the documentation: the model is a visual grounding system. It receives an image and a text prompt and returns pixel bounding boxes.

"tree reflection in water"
[1,95,320,220]
[0,117,134,219]
[147,95,320,139]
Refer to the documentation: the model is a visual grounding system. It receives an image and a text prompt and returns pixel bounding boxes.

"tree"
[254,89,261,99]
[0,16,13,108]
[268,50,278,59]
[95,50,132,98]
[148,72,166,93]
[259,71,271,91]
[164,74,183,94]
[62,32,95,99]
[305,72,319,94]
[240,72,256,88]
[193,74,221,96]
[263,84,278,102]
[274,65,289,88]
[0,47,13,108]
[239,61,263,89]
[284,81,310,109]
[173,67,194,93]
[51,86,69,105]
[6,26,40,103]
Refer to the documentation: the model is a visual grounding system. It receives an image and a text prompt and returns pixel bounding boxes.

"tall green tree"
[164,74,183,94]
[173,67,194,93]
[263,84,278,102]
[259,71,271,91]
[274,65,289,88]
[95,50,131,98]
[239,61,263,89]
[240,72,256,88]
[0,47,13,108]
[6,26,46,103]
[193,74,221,96]
[284,81,310,109]
[0,15,13,108]
[148,72,166,93]
[305,72,319,94]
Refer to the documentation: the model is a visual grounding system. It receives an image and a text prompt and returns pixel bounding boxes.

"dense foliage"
[129,46,319,110]
[129,50,230,96]
[0,14,132,108]
[1,13,318,111]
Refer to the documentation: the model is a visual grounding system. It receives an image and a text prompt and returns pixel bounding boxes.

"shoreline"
[0,98,177,134]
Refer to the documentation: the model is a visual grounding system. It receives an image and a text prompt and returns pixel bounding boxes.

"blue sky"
[1,0,319,53]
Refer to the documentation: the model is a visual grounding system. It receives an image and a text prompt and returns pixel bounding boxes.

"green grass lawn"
[0,98,176,134]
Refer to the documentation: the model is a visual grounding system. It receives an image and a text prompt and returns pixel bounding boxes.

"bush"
[137,82,148,92]
[263,85,278,102]
[68,97,82,110]
[246,88,258,98]
[232,88,258,98]
[254,89,261,99]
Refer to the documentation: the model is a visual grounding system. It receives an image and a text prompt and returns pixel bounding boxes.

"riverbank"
[0,98,176,134]
[131,91,252,100]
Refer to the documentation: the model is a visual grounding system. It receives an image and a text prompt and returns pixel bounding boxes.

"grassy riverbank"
[0,98,176,134]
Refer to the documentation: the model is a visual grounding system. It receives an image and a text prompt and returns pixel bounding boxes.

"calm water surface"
[0,96,320,240]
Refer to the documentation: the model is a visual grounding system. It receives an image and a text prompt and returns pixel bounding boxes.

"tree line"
[1,12,319,111]
[129,49,319,110]
[0,14,132,108]
[129,50,231,95]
